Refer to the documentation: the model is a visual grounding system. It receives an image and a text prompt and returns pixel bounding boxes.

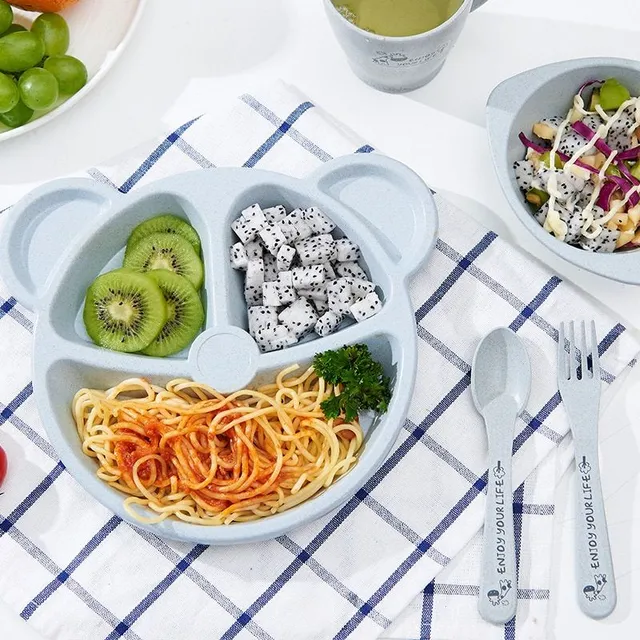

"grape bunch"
[0,0,87,128]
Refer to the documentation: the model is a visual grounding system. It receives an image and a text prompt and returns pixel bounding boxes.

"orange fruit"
[9,0,79,12]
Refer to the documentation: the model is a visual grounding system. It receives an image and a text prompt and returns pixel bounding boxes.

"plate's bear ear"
[0,178,117,311]
[309,154,438,278]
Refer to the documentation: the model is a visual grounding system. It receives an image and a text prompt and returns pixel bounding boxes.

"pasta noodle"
[72,365,363,525]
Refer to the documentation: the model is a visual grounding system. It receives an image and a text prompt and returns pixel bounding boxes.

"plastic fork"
[557,321,616,619]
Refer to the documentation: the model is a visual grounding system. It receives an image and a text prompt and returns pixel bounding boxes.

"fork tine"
[568,321,576,380]
[579,320,588,379]
[558,322,568,380]
[590,320,600,381]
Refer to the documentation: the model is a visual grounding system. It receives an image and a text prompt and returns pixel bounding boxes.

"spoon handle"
[572,433,616,618]
[478,414,517,625]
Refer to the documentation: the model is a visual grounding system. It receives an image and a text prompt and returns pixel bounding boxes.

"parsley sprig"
[313,344,392,422]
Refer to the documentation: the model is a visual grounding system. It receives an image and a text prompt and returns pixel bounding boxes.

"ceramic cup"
[324,0,489,93]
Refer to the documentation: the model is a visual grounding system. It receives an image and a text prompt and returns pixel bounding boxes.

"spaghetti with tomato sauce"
[73,365,363,525]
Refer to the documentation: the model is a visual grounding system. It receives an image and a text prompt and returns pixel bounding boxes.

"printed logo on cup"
[371,42,450,67]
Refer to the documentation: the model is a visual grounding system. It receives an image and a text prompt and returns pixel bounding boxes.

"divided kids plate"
[0,154,438,544]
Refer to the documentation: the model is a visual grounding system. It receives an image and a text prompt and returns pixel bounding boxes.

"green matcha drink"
[333,0,464,37]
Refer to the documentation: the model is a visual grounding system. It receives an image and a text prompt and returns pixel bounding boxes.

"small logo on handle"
[487,579,512,606]
[583,574,607,601]
[578,456,591,475]
[493,461,505,479]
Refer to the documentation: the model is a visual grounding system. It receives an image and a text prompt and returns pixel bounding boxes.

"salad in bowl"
[515,77,640,253]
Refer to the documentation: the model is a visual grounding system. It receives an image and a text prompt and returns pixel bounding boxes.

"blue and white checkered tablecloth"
[0,82,638,640]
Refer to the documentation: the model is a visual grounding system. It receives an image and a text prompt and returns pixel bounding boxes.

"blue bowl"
[487,57,640,284]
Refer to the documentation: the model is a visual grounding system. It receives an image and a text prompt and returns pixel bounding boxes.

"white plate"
[0,0,146,141]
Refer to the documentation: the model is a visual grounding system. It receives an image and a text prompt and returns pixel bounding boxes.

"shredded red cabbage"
[596,181,620,209]
[577,80,603,105]
[608,175,640,207]
[571,121,614,156]
[618,146,640,161]
[518,132,598,174]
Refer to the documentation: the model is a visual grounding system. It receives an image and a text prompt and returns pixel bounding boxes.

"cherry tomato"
[0,445,7,487]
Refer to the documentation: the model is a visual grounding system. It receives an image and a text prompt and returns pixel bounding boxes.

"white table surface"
[1,0,639,637]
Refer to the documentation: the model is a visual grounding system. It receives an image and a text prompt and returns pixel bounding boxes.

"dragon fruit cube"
[263,252,278,282]
[350,292,382,322]
[244,284,263,307]
[244,239,263,261]
[335,238,360,262]
[291,265,325,289]
[295,234,336,266]
[349,278,375,298]
[336,261,367,280]
[231,215,262,244]
[263,205,287,224]
[278,270,294,287]
[230,242,248,270]
[280,298,318,339]
[259,223,287,256]
[241,203,267,229]
[255,324,297,352]
[327,278,353,318]
[303,207,336,234]
[314,311,341,337]
[248,306,278,336]
[245,258,265,287]
[276,244,296,271]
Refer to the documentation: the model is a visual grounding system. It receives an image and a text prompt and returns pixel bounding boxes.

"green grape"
[19,67,58,110]
[2,24,27,36]
[44,55,87,95]
[0,71,18,113]
[0,1,13,36]
[0,32,45,72]
[31,13,69,57]
[0,99,33,127]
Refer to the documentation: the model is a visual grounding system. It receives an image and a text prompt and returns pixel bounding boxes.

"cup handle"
[0,178,117,311]
[471,0,490,10]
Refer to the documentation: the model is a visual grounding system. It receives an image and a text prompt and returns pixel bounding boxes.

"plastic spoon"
[471,328,531,625]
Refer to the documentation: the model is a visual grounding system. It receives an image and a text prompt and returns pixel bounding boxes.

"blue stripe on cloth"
[420,581,435,639]
[424,583,548,599]
[0,296,33,332]
[21,516,121,620]
[0,382,33,427]
[0,462,65,536]
[504,484,525,640]
[509,277,562,332]
[243,102,315,168]
[355,144,374,153]
[0,398,57,459]
[276,536,391,628]
[173,137,215,168]
[0,296,16,320]
[1,522,142,640]
[415,232,497,322]
[130,529,275,640]
[434,238,619,384]
[240,94,332,162]
[357,489,450,565]
[119,118,199,193]
[104,545,208,640]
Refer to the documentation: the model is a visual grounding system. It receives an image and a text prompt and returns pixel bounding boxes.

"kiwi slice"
[141,270,205,357]
[123,232,204,290]
[83,269,167,353]
[125,215,201,258]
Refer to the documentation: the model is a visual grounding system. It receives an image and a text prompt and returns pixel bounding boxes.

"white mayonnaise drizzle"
[542,95,640,240]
